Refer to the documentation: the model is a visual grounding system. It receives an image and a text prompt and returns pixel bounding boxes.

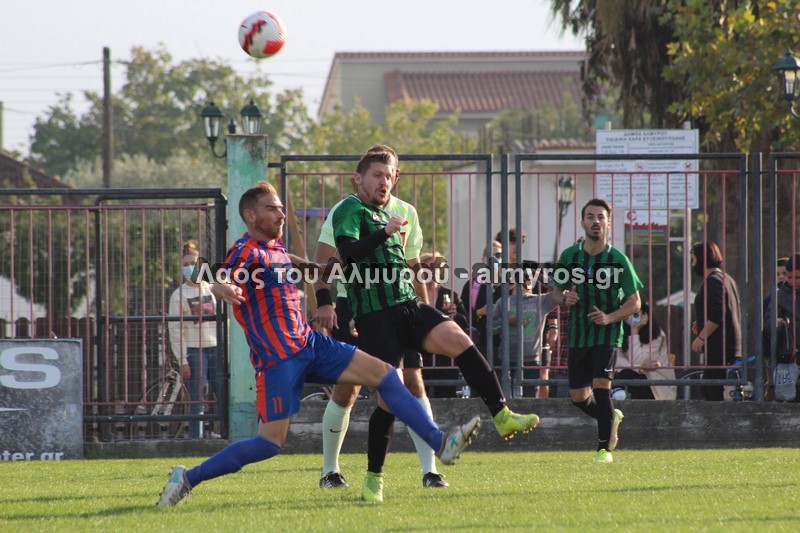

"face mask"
[624,313,641,327]
[182,265,195,280]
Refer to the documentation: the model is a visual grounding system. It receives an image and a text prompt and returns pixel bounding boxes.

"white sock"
[321,400,351,475]
[407,396,437,475]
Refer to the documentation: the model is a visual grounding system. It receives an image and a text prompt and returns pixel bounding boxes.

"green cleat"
[594,449,613,463]
[361,472,384,503]
[493,406,539,440]
[609,409,624,451]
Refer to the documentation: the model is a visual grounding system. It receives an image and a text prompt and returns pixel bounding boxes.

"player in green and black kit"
[552,198,642,464]
[332,147,541,503]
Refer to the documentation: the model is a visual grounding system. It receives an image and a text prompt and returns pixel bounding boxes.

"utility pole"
[102,47,113,188]
[0,101,4,151]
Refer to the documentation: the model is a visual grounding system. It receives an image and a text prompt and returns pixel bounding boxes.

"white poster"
[596,129,699,209]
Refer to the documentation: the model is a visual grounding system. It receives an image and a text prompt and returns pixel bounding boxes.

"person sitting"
[615,301,676,400]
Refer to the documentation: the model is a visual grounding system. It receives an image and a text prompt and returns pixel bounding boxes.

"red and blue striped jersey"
[223,233,310,371]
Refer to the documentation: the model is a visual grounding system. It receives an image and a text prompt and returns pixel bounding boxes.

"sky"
[0,0,584,156]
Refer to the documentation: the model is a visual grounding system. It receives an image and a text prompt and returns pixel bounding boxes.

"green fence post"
[226,134,267,440]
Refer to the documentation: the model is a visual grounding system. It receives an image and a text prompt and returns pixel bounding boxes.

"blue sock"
[377,372,443,451]
[186,435,281,488]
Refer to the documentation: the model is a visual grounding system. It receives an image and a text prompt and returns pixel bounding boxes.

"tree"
[28,45,312,180]
[482,95,592,152]
[62,152,225,190]
[549,0,685,128]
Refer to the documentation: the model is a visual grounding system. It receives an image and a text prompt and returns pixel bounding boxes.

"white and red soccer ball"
[238,11,286,59]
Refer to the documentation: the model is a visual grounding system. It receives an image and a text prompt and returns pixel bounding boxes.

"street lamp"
[200,99,263,158]
[772,51,800,119]
[554,175,576,261]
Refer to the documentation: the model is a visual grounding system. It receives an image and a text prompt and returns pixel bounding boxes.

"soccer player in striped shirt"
[157,182,480,506]
[331,147,541,503]
[552,198,643,464]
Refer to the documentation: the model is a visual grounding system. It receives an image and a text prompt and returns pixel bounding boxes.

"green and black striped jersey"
[554,241,643,348]
[331,194,417,317]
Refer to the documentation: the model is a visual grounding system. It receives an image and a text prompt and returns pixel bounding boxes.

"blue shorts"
[255,330,356,422]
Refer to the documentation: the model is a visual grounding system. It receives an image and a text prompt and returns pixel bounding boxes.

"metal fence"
[2,151,798,444]
[0,188,227,442]
[274,151,799,403]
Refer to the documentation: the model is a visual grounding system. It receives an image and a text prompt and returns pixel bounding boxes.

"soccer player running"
[551,198,642,463]
[332,147,540,503]
[314,146,449,490]
[157,182,480,506]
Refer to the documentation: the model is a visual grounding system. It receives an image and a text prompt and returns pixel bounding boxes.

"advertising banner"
[0,339,84,460]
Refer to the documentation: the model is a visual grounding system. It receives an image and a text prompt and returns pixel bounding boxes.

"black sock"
[455,345,506,416]
[593,388,613,451]
[367,406,395,474]
[572,395,599,419]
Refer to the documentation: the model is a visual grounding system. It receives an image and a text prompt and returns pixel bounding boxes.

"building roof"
[332,51,586,60]
[384,70,582,113]
[318,50,586,119]
[0,152,71,189]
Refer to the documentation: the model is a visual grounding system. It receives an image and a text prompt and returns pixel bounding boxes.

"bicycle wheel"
[130,370,190,439]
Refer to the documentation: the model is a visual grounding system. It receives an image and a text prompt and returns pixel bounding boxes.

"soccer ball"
[238,11,286,59]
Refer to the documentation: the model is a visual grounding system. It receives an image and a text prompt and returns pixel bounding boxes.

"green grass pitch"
[1,449,798,532]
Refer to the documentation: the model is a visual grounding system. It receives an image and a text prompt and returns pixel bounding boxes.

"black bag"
[774,317,796,364]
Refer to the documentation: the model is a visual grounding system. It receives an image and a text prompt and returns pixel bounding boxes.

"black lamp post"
[200,99,263,158]
[554,175,576,261]
[772,51,800,119]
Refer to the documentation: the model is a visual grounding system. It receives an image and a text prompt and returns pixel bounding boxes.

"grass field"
[1,449,798,532]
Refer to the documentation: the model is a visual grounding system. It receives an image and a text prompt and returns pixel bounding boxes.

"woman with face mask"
[168,240,220,438]
[615,302,677,400]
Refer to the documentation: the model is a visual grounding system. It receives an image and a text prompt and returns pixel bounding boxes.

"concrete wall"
[85,399,800,458]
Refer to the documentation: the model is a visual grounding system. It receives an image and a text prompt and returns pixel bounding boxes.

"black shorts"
[355,299,449,368]
[567,345,618,389]
[335,297,423,369]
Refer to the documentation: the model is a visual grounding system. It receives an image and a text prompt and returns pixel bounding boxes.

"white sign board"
[0,340,84,460]
[596,129,699,209]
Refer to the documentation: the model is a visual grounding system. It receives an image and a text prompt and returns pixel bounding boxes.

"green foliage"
[483,88,592,151]
[27,45,312,179]
[1,450,798,531]
[62,152,225,190]
[548,0,684,128]
[662,0,800,152]
[0,207,92,319]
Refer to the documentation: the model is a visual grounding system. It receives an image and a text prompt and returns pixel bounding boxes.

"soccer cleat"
[493,406,540,440]
[609,409,624,451]
[594,449,613,463]
[157,465,191,506]
[361,471,384,503]
[438,416,481,465]
[319,471,349,489]
[422,472,449,488]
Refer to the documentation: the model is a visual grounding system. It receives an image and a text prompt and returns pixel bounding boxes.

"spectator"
[540,305,568,398]
[420,252,469,332]
[168,240,219,439]
[491,269,557,397]
[615,301,677,400]
[764,253,800,400]
[460,241,502,359]
[690,241,742,401]
[777,256,789,287]
[494,227,526,266]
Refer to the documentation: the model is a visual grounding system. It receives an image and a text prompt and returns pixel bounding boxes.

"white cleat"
[157,465,191,506]
[438,416,481,465]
